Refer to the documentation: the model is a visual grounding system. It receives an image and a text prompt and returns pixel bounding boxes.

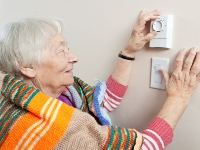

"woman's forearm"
[111,10,160,86]
[111,50,136,86]
[157,97,189,129]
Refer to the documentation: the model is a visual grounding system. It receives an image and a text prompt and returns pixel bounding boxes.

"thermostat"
[149,15,173,48]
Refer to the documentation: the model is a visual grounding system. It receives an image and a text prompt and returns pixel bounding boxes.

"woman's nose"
[68,51,79,63]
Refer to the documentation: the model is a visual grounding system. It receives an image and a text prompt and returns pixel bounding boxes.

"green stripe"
[82,84,88,90]
[0,97,6,107]
[24,89,39,109]
[4,77,15,96]
[0,101,11,119]
[13,84,26,104]
[134,131,137,146]
[8,80,20,100]
[84,87,93,97]
[2,74,10,89]
[0,109,25,142]
[0,104,16,131]
[77,86,84,96]
[80,103,86,112]
[87,96,93,104]
[131,131,137,149]
[116,127,123,149]
[106,126,116,149]
[124,128,131,149]
[18,86,32,106]
[79,79,84,84]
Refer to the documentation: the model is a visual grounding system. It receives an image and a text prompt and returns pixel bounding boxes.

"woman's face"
[32,34,78,94]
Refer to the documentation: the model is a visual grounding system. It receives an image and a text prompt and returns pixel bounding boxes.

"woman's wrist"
[121,49,137,58]
[157,96,189,129]
[166,96,190,105]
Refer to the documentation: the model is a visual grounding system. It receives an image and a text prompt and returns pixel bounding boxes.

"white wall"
[1,0,200,149]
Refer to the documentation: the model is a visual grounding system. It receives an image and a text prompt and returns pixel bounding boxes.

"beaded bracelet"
[118,51,135,61]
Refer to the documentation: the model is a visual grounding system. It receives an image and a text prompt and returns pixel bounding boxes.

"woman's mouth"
[65,69,73,74]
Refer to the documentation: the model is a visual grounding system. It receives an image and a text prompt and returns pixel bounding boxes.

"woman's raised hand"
[161,48,200,102]
[124,9,161,54]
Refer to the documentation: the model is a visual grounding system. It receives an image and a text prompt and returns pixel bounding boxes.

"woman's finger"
[174,49,187,72]
[190,51,200,76]
[141,9,161,22]
[142,31,157,43]
[136,10,161,30]
[134,19,146,32]
[196,73,200,83]
[183,47,198,73]
[160,69,169,88]
[139,10,145,19]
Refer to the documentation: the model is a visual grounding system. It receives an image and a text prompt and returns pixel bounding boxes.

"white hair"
[0,16,64,76]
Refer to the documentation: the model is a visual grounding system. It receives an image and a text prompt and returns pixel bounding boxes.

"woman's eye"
[59,50,65,53]
[57,50,65,56]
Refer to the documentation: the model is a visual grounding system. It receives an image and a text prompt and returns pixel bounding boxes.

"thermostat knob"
[152,20,164,32]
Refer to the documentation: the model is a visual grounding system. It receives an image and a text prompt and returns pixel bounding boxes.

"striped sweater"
[0,74,173,149]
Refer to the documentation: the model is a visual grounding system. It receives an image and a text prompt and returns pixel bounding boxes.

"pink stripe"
[143,140,150,150]
[106,89,122,102]
[143,136,156,150]
[105,94,120,106]
[143,130,163,149]
[104,98,117,110]
[104,96,120,107]
[104,101,117,110]
[106,75,128,97]
[143,117,173,147]
[103,102,113,112]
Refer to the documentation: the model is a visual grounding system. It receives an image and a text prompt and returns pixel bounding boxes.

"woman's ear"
[19,65,36,78]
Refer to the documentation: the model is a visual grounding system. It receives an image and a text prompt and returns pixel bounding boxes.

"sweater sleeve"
[103,75,128,112]
[73,76,128,125]
[53,108,173,150]
[141,117,173,150]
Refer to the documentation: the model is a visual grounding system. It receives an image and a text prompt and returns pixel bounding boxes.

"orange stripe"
[20,88,35,106]
[128,130,134,149]
[15,85,28,104]
[102,126,111,150]
[85,89,94,98]
[25,99,58,149]
[27,92,51,117]
[0,113,39,149]
[113,126,119,148]
[34,102,74,149]
[9,82,24,100]
[1,98,75,149]
[119,128,127,149]
[0,105,13,134]
[18,98,55,149]
[5,76,16,97]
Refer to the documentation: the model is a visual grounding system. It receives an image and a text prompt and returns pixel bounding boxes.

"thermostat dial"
[152,19,164,32]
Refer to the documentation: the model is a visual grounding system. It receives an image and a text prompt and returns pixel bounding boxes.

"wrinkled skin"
[125,9,161,54]
[161,47,200,102]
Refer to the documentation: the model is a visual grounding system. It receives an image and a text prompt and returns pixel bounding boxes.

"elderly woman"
[0,9,200,150]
